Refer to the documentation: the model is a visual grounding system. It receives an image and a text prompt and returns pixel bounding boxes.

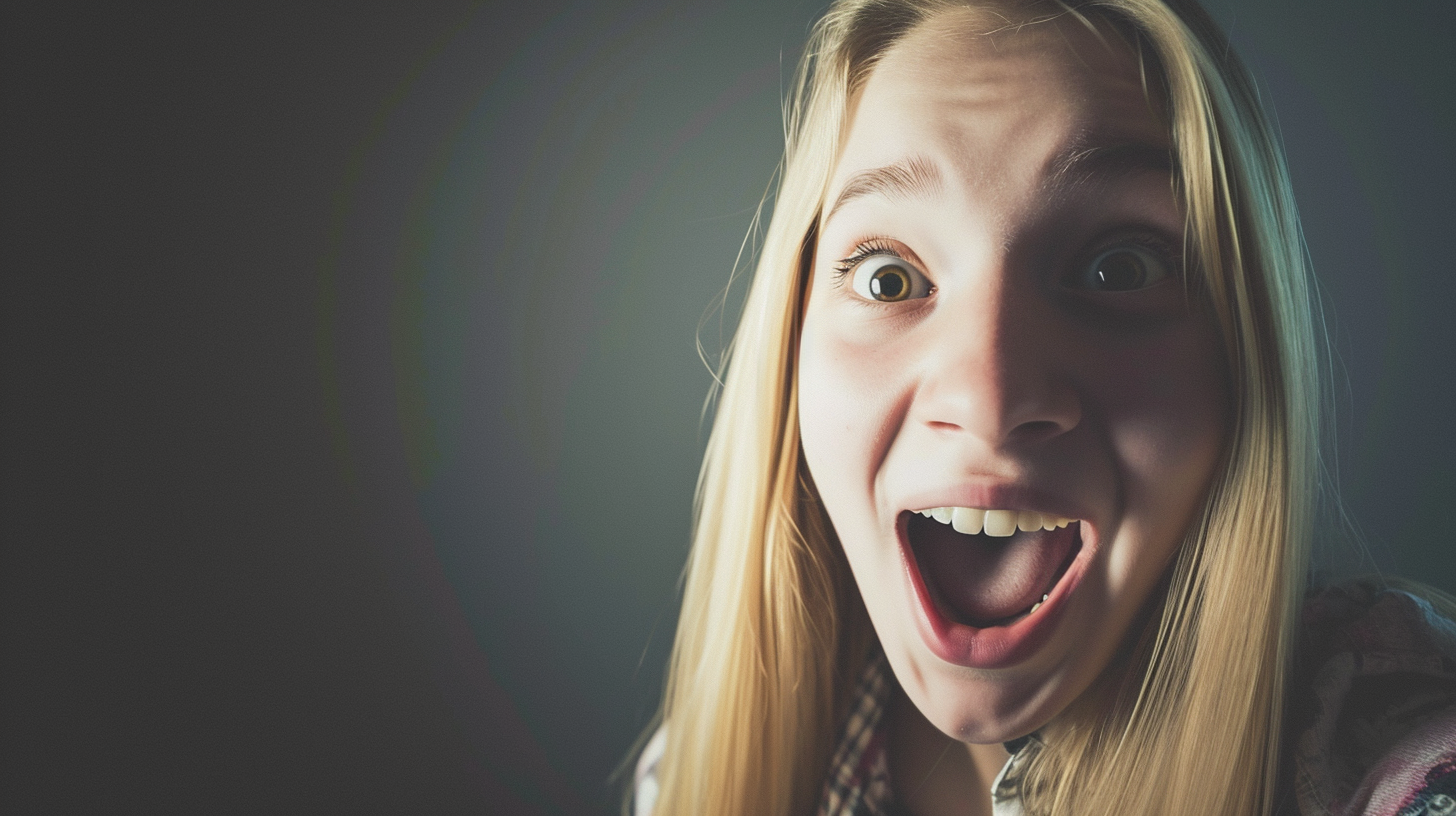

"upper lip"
[895,483,1092,527]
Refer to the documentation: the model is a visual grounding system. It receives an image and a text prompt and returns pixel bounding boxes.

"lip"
[898,483,1090,524]
[895,502,1099,669]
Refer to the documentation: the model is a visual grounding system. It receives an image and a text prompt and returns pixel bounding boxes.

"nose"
[912,276,1081,449]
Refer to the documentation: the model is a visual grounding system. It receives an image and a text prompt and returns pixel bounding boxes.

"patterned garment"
[813,581,1456,816]
[636,582,1456,816]
[815,650,897,816]
[1288,582,1456,816]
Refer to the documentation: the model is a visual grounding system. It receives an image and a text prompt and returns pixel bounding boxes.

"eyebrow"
[824,154,943,222]
[1043,140,1172,191]
[822,140,1171,221]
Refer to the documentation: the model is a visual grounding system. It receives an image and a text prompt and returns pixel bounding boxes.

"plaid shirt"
[635,582,1456,816]
[1287,582,1456,816]
[814,649,896,816]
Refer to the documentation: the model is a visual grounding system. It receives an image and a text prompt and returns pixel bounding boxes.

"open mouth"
[906,508,1083,629]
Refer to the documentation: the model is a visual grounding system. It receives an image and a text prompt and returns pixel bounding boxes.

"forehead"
[830,10,1166,207]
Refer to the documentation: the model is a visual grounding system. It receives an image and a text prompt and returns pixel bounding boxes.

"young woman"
[632,1,1456,814]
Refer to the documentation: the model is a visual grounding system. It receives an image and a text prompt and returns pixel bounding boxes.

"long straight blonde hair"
[641,1,1321,813]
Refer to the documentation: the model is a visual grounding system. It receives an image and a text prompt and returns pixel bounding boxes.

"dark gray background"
[4,1,1452,812]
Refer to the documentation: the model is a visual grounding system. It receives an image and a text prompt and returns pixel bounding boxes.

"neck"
[887,687,1011,816]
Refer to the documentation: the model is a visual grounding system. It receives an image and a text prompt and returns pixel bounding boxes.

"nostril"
[1009,419,1067,443]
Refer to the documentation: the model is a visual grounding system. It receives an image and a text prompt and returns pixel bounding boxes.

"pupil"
[1096,252,1145,290]
[871,266,908,300]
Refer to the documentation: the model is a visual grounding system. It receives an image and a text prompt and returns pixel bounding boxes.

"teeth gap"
[1024,593,1053,617]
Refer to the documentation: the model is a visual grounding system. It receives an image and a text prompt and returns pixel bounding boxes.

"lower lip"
[897,514,1095,669]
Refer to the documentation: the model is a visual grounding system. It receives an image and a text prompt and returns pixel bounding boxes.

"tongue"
[910,516,1077,624]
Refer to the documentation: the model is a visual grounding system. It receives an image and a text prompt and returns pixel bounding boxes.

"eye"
[848,254,933,303]
[1070,245,1172,292]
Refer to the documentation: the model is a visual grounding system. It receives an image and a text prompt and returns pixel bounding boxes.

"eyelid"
[830,236,931,283]
[1087,227,1177,257]
[832,237,904,279]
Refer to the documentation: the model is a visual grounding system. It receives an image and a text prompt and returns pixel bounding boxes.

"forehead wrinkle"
[829,11,1168,242]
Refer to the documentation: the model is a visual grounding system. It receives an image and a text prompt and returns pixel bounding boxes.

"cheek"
[798,314,919,646]
[1091,327,1229,570]
[796,337,853,479]
[796,311,905,507]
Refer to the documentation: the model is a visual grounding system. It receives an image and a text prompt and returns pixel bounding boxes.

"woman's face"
[798,11,1229,743]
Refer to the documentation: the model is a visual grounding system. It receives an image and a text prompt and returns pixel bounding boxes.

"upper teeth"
[917,507,1075,537]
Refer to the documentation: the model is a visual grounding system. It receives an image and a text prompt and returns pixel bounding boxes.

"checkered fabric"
[635,582,1456,816]
[816,652,897,816]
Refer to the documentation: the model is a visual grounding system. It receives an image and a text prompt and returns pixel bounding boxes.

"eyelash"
[830,237,907,289]
[1083,231,1180,272]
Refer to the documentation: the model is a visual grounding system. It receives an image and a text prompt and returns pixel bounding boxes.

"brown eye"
[851,255,932,302]
[1074,246,1170,292]
[870,265,910,300]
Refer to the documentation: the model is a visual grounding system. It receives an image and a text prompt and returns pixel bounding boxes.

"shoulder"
[1288,579,1456,816]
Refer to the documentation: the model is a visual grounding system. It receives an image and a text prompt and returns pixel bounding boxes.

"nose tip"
[914,300,1081,449]
[921,381,1081,448]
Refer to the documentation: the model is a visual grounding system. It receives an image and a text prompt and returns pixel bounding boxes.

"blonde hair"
[641,0,1321,813]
